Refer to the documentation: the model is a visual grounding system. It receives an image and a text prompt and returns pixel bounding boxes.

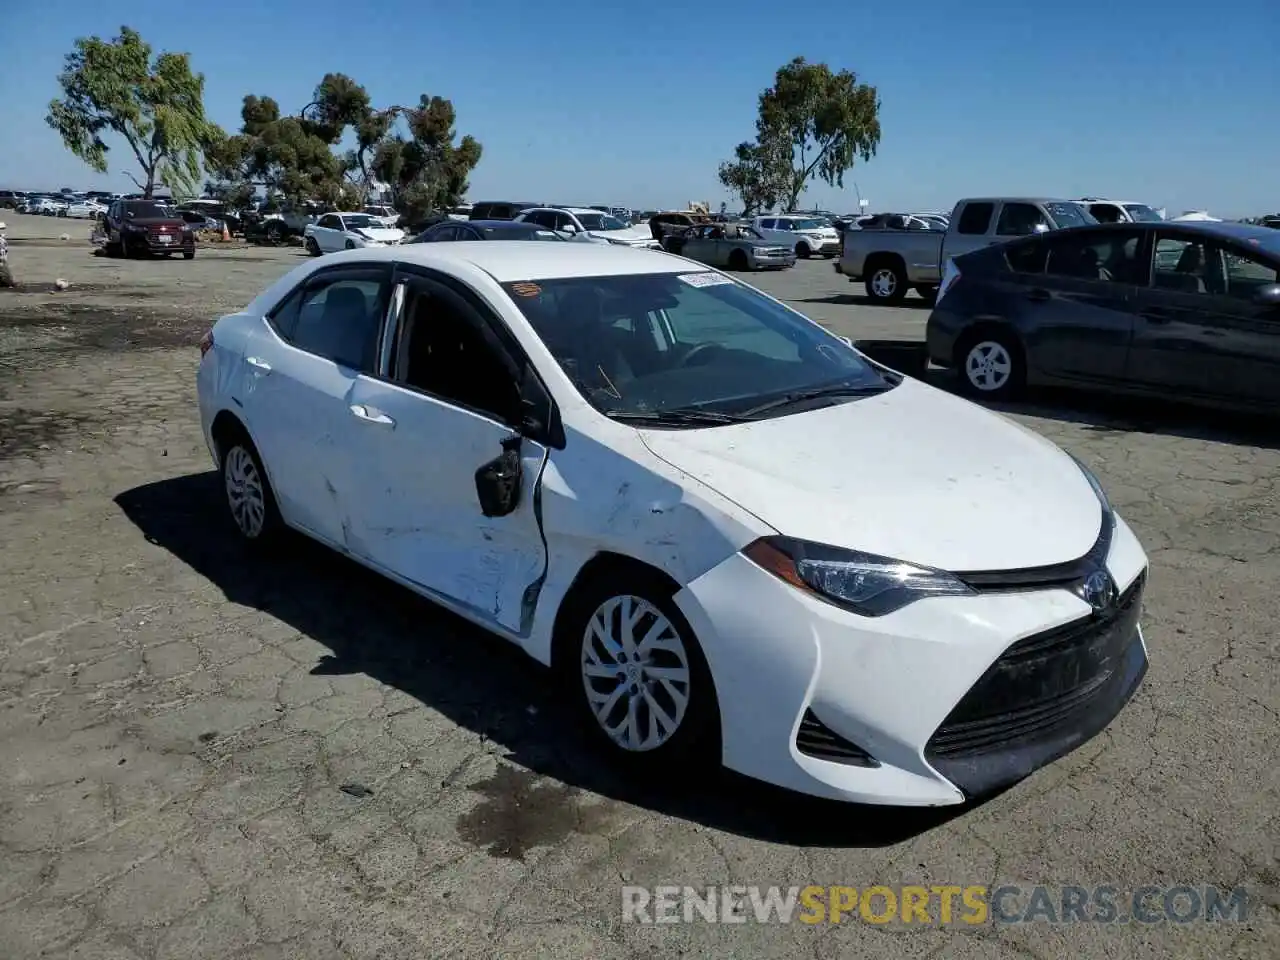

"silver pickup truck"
[836,197,1096,304]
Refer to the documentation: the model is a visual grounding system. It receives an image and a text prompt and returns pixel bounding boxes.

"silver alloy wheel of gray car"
[224,445,267,538]
[580,594,692,752]
[964,340,1014,392]
[870,267,899,299]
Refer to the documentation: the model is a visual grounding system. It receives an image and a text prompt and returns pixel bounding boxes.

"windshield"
[793,218,828,230]
[1044,202,1096,228]
[575,213,627,231]
[125,203,171,218]
[501,272,892,421]
[342,215,377,229]
[1123,204,1163,223]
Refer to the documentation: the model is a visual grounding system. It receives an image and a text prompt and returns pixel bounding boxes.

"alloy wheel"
[580,594,692,752]
[870,268,898,299]
[965,341,1013,392]
[224,445,266,538]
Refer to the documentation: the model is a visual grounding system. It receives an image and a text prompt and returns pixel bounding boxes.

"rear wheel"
[344,239,356,250]
[728,249,749,271]
[306,236,321,256]
[956,328,1025,400]
[865,261,908,304]
[220,437,283,546]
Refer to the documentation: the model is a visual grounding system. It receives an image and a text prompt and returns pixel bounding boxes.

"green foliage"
[207,75,482,218]
[733,56,881,212]
[717,139,790,216]
[46,26,223,198]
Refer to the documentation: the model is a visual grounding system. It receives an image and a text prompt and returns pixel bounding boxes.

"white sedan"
[195,242,1149,805]
[304,212,405,255]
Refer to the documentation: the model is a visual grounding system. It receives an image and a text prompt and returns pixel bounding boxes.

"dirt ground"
[0,211,1276,959]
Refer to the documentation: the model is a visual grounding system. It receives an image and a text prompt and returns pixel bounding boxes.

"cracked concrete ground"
[0,213,1276,958]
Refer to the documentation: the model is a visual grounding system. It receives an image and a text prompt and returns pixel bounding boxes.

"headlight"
[743,536,975,617]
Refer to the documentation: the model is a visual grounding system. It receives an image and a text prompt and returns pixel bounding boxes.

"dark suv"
[468,201,542,221]
[102,199,195,259]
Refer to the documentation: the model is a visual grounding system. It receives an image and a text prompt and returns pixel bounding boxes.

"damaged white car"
[304,212,405,255]
[196,243,1149,806]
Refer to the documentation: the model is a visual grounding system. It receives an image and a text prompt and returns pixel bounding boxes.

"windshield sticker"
[511,282,542,297]
[678,272,733,288]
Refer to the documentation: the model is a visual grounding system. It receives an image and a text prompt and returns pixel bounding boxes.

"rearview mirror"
[1253,283,1280,307]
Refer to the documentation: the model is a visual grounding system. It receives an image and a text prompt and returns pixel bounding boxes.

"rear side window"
[956,203,994,235]
[1044,229,1145,284]
[270,276,386,373]
[1005,238,1048,274]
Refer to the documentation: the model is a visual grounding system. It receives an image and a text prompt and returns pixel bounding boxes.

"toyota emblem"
[1078,569,1117,612]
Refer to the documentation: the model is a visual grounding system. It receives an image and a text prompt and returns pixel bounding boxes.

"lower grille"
[925,572,1147,794]
[796,709,879,767]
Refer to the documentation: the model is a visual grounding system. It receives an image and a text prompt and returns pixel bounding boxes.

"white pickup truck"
[836,197,1096,304]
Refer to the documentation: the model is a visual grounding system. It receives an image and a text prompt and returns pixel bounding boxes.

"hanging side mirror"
[475,435,523,517]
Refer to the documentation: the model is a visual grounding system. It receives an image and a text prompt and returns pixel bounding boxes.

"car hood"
[354,226,405,242]
[588,226,655,244]
[638,378,1102,572]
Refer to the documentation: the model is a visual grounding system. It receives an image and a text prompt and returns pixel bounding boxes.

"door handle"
[349,404,395,427]
[245,356,272,374]
[1026,288,1051,302]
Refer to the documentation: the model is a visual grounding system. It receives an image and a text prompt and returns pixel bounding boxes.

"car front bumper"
[673,514,1149,805]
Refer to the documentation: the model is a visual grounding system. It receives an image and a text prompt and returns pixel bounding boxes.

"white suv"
[751,215,841,258]
[1076,198,1164,224]
[515,207,658,247]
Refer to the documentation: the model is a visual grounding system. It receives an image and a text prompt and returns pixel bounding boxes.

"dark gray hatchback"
[926,221,1280,410]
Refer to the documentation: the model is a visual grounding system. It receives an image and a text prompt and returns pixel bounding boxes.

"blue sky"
[1,0,1277,217]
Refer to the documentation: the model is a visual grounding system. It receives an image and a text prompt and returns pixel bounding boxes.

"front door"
[237,265,391,545]
[1126,233,1280,404]
[344,274,550,634]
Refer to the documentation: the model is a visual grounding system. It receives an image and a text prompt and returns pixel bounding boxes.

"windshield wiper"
[606,408,751,427]
[739,383,891,417]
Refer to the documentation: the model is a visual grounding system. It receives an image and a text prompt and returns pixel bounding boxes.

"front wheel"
[957,330,1025,400]
[795,241,812,259]
[344,239,356,250]
[183,247,195,260]
[728,249,749,271]
[306,236,321,256]
[559,575,720,773]
[221,439,283,546]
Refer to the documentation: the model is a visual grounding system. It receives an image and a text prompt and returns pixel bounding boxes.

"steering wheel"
[678,342,722,367]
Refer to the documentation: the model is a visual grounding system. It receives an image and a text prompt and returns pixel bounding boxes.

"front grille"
[796,709,879,767]
[928,571,1145,760]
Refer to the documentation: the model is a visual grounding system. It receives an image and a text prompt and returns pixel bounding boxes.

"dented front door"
[343,376,549,635]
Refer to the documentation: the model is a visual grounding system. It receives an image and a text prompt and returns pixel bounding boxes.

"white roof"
[336,241,701,282]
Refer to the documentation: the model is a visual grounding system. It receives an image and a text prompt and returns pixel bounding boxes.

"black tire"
[915,284,938,304]
[265,221,285,244]
[864,261,908,305]
[183,247,195,260]
[219,434,284,547]
[728,249,749,271]
[306,236,321,256]
[955,327,1026,401]
[795,241,812,259]
[105,241,122,258]
[344,239,356,250]
[556,571,720,775]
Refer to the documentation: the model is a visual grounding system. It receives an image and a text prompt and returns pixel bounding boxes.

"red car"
[102,199,196,259]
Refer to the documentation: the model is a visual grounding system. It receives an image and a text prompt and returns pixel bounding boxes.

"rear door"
[237,265,392,544]
[1000,227,1146,381]
[1126,232,1280,403]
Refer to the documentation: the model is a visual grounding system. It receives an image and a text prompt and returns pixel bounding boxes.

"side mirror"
[474,435,523,518]
[838,335,854,347]
[1253,283,1280,307]
[562,224,578,234]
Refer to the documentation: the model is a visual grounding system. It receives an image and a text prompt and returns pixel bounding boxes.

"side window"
[1153,236,1211,294]
[956,203,994,235]
[526,211,553,229]
[455,226,481,241]
[1004,238,1048,274]
[1043,229,1145,284]
[1221,246,1279,300]
[395,283,520,423]
[281,277,386,372]
[431,224,458,241]
[1089,204,1122,224]
[996,203,1049,237]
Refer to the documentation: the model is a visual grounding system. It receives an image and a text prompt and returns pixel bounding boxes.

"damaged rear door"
[344,270,554,635]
